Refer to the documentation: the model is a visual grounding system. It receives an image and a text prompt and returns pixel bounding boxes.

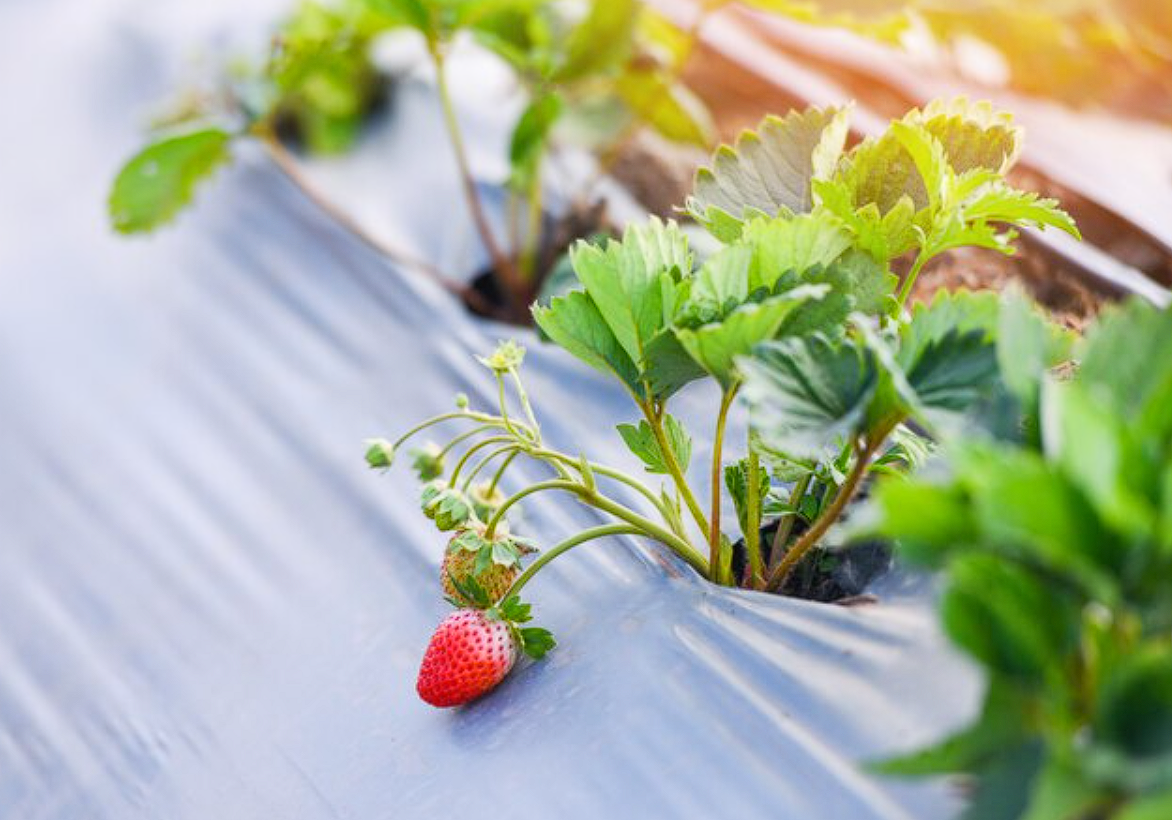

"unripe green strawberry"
[422,483,472,531]
[409,442,445,481]
[441,529,532,606]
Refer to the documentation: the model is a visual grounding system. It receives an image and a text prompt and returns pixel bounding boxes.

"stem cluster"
[390,353,884,598]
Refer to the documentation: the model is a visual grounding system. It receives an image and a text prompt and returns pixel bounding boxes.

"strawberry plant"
[108,0,715,319]
[109,0,403,234]
[384,0,715,317]
[367,98,1082,706]
[869,297,1172,819]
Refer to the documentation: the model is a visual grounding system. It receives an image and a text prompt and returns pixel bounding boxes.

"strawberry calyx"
[448,527,535,572]
[445,575,556,662]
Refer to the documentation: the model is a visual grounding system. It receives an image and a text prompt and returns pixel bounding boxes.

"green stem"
[496,373,524,441]
[484,479,708,575]
[768,472,810,576]
[430,43,525,308]
[765,438,879,592]
[708,388,737,585]
[505,524,643,598]
[519,159,544,282]
[484,479,579,539]
[487,450,520,495]
[438,425,496,460]
[528,447,669,522]
[449,436,514,488]
[509,366,541,441]
[461,444,520,492]
[643,404,710,539]
[588,490,708,575]
[896,249,932,309]
[745,445,763,588]
[391,411,515,451]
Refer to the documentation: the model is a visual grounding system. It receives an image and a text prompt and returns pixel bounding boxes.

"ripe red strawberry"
[416,609,517,707]
[416,598,555,708]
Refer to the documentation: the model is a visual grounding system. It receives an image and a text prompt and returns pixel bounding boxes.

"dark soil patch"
[461,198,613,324]
[731,518,892,604]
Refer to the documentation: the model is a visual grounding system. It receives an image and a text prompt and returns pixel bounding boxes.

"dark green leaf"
[741,333,878,460]
[518,626,556,659]
[676,286,827,390]
[942,552,1080,683]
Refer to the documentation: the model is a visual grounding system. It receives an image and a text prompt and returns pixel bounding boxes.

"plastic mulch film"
[0,1,979,817]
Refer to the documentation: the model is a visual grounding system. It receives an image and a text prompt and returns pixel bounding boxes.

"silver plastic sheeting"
[0,0,981,817]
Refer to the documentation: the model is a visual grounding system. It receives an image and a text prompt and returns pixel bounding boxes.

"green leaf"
[570,217,691,369]
[449,572,492,609]
[997,287,1075,412]
[518,626,556,659]
[641,328,708,401]
[1042,379,1156,540]
[961,181,1080,239]
[961,741,1046,820]
[903,327,1000,418]
[533,290,645,399]
[725,457,769,538]
[109,128,232,233]
[509,92,563,185]
[491,539,522,567]
[942,553,1080,683]
[616,66,714,148]
[742,212,854,292]
[1096,645,1172,761]
[498,594,531,623]
[874,682,1032,776]
[1020,755,1110,820]
[814,178,918,262]
[872,475,976,566]
[552,0,638,81]
[953,444,1118,597]
[687,106,853,241]
[838,128,927,215]
[429,487,473,531]
[741,332,878,460]
[1116,789,1172,820]
[911,97,1022,176]
[677,243,753,326]
[676,286,827,390]
[899,289,1000,370]
[364,0,432,34]
[616,414,691,475]
[1078,299,1172,442]
[775,249,898,339]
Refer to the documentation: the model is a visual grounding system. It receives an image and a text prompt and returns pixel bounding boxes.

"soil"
[730,517,892,604]
[462,198,613,324]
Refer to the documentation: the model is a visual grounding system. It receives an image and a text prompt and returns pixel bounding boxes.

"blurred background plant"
[870,297,1172,818]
